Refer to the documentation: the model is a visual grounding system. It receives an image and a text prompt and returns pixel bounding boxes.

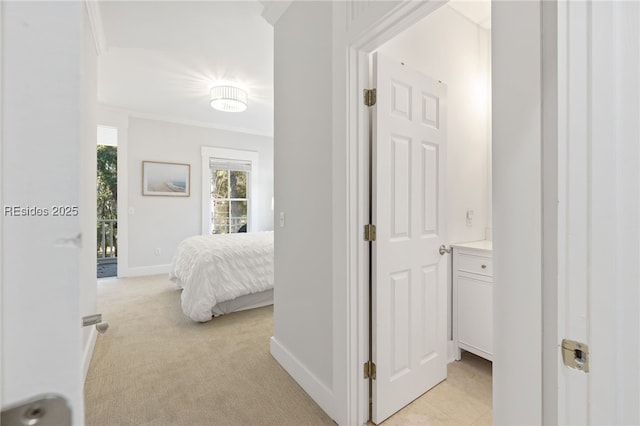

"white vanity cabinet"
[452,240,493,361]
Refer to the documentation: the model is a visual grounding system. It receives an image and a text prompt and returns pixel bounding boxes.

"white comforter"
[169,231,274,322]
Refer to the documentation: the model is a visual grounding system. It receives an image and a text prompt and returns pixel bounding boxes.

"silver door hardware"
[1,394,71,426]
[439,245,451,255]
[561,339,590,372]
[82,314,109,334]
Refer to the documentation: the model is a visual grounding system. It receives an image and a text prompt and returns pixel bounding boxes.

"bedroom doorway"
[97,125,119,279]
[360,3,493,423]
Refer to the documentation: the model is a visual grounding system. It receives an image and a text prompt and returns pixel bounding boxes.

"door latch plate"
[561,339,589,372]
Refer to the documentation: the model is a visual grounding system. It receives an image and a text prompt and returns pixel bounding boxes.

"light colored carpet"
[85,275,335,426]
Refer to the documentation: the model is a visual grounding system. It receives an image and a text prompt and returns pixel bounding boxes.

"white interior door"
[1,3,90,424]
[371,52,448,424]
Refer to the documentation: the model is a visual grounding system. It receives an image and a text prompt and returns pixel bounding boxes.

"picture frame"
[142,161,190,197]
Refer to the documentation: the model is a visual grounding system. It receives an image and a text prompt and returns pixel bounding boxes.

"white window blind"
[209,159,251,172]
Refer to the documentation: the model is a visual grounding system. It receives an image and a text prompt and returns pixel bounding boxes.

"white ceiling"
[448,0,491,29]
[97,1,489,138]
[98,1,274,136]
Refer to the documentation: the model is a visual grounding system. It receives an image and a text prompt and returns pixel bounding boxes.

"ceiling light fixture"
[210,85,248,112]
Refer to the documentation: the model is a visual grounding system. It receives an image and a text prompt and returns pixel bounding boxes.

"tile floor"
[379,351,492,426]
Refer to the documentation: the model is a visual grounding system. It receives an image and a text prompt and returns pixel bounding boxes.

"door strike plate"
[561,339,589,372]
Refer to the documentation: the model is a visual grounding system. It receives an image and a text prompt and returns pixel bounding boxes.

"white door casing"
[371,52,448,424]
[557,1,640,424]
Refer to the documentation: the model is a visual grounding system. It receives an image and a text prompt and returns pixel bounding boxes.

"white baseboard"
[120,264,171,277]
[270,337,337,422]
[447,340,458,363]
[82,326,98,384]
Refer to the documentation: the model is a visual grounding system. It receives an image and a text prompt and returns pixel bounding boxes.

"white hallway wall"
[270,0,335,416]
[272,1,546,424]
[271,1,461,424]
[377,4,491,245]
[98,111,274,276]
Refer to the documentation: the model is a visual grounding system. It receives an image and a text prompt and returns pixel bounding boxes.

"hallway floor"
[380,351,492,426]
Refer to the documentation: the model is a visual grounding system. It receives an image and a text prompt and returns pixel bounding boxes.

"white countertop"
[450,240,492,252]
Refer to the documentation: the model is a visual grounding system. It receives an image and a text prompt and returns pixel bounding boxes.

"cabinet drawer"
[458,253,492,277]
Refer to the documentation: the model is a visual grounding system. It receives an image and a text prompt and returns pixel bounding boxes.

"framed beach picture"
[142,161,190,197]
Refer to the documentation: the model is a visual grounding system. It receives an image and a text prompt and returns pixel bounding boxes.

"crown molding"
[260,1,293,26]
[98,104,274,139]
[85,0,107,55]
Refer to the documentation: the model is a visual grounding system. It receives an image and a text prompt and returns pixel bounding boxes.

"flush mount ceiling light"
[210,85,248,112]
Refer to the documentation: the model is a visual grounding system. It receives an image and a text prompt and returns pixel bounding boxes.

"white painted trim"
[342,3,451,425]
[85,0,106,55]
[269,337,337,423]
[82,326,98,385]
[339,46,371,426]
[99,104,273,138]
[200,146,259,235]
[447,340,458,364]
[0,1,3,406]
[541,0,559,423]
[555,2,640,423]
[260,1,292,26]
[122,264,171,278]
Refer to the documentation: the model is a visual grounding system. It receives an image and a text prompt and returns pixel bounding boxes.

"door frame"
[97,107,130,277]
[344,2,558,424]
[345,2,455,423]
[344,4,446,423]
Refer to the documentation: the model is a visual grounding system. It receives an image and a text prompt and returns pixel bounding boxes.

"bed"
[169,231,274,322]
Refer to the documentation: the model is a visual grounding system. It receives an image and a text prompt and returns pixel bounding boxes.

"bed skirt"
[211,289,274,316]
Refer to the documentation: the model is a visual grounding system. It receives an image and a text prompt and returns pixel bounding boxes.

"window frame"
[201,147,259,235]
[210,164,250,234]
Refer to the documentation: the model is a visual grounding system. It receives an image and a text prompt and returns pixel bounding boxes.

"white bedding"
[169,231,274,322]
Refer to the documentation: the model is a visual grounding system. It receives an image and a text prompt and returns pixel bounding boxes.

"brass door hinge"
[364,360,377,380]
[364,224,376,242]
[364,88,377,107]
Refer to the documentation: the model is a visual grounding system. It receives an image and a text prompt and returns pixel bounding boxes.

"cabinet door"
[457,275,493,356]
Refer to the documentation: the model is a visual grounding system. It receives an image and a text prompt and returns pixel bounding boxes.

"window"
[201,147,259,235]
[210,160,250,234]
